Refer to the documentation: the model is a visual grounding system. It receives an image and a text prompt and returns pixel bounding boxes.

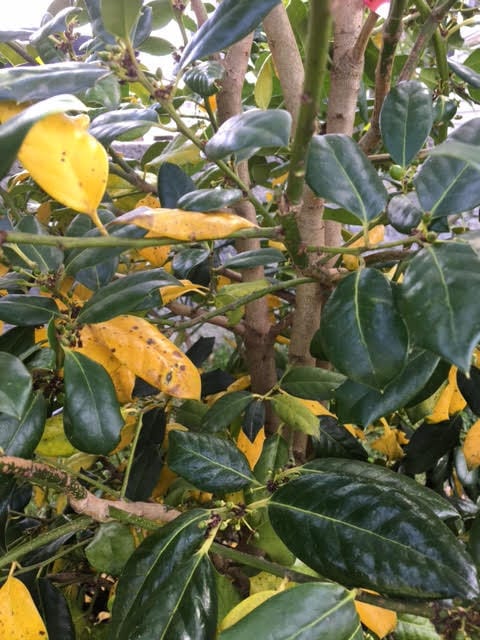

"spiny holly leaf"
[115,207,257,240]
[87,315,201,399]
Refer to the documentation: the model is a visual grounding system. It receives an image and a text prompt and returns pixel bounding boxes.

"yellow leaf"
[463,419,480,470]
[355,596,397,638]
[448,366,467,415]
[281,392,334,417]
[35,201,52,224]
[342,225,385,271]
[75,325,135,403]
[370,424,405,461]
[249,572,288,595]
[35,414,79,457]
[152,464,178,498]
[137,244,171,267]
[237,427,265,469]
[136,194,160,208]
[117,207,257,241]
[0,575,49,639]
[344,423,366,440]
[89,315,201,399]
[159,280,208,304]
[227,375,251,392]
[219,590,277,632]
[0,103,108,224]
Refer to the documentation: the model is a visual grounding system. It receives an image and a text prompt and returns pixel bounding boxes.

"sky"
[4,1,50,29]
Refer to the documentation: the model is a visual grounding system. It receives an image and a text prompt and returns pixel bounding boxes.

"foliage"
[1,0,480,638]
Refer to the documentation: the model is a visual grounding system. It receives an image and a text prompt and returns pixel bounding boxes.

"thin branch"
[166,300,246,335]
[351,10,379,62]
[109,146,158,194]
[5,41,38,65]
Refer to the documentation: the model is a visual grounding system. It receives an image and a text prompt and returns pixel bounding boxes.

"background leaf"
[0,352,32,419]
[100,0,143,40]
[280,366,346,400]
[201,391,253,433]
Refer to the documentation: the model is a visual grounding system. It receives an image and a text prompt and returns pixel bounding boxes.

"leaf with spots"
[87,315,201,399]
[0,575,49,639]
[115,207,257,241]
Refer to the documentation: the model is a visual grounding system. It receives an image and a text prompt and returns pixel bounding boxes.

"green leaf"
[157,162,196,208]
[397,243,480,372]
[168,431,256,492]
[395,614,441,640]
[36,579,75,640]
[379,81,432,166]
[448,58,480,88]
[204,109,292,161]
[269,474,479,600]
[313,417,368,461]
[89,108,158,145]
[0,62,109,102]
[243,399,265,442]
[85,522,135,575]
[177,188,244,212]
[110,510,217,640]
[184,61,225,97]
[319,269,408,389]
[280,366,346,400]
[3,216,64,273]
[136,36,172,56]
[125,407,165,501]
[0,295,59,326]
[253,434,289,483]
[222,248,285,270]
[201,392,254,433]
[63,350,123,455]
[335,349,440,426]
[387,194,423,234]
[175,399,209,431]
[414,119,480,217]
[302,458,460,523]
[147,0,175,30]
[0,392,46,457]
[457,366,480,416]
[270,394,319,437]
[77,268,178,323]
[179,0,281,68]
[306,134,388,225]
[100,0,142,40]
[0,94,88,179]
[0,353,32,419]
[219,583,362,640]
[403,416,461,475]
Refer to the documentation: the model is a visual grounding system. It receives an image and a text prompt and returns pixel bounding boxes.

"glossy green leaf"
[387,193,423,234]
[201,391,253,433]
[77,268,178,323]
[4,216,64,273]
[177,188,243,212]
[467,512,480,570]
[184,61,225,97]
[168,431,256,492]
[457,366,480,416]
[36,579,75,640]
[179,0,281,68]
[397,243,480,372]
[157,162,196,208]
[415,119,480,217]
[448,58,480,88]
[302,458,460,523]
[63,350,123,455]
[335,349,440,426]
[253,434,289,483]
[85,522,135,575]
[306,134,388,224]
[270,394,319,437]
[269,474,479,599]
[100,0,142,40]
[222,248,285,270]
[219,583,362,640]
[428,138,480,172]
[243,399,265,442]
[0,393,46,457]
[175,399,209,431]
[204,109,291,161]
[280,366,346,401]
[0,295,59,326]
[380,81,432,166]
[137,36,172,56]
[85,73,121,109]
[0,353,32,419]
[394,614,441,640]
[0,93,88,179]
[403,416,462,475]
[89,108,158,145]
[320,269,408,389]
[0,62,109,102]
[125,407,165,501]
[110,510,216,640]
[148,0,175,30]
[313,417,368,460]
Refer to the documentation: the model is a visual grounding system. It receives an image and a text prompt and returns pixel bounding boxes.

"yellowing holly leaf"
[448,366,467,415]
[463,419,480,470]
[76,325,135,403]
[137,238,171,267]
[0,575,49,639]
[160,280,208,304]
[35,414,79,457]
[227,375,251,392]
[89,315,201,399]
[342,225,385,271]
[0,103,108,225]
[219,590,277,632]
[370,423,406,461]
[355,596,397,638]
[116,207,257,241]
[426,366,466,423]
[237,427,265,469]
[136,194,160,208]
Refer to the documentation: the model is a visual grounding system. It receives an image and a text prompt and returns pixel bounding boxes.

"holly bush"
[1,0,480,638]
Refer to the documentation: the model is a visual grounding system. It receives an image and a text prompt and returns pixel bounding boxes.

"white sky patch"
[3,0,50,29]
